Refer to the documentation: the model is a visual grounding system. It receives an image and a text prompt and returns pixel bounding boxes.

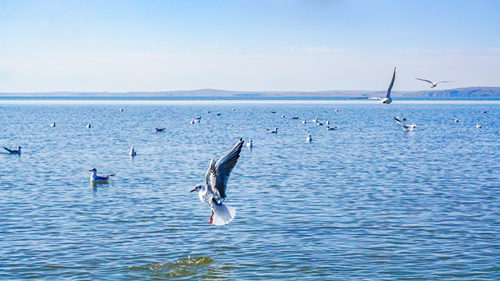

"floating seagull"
[206,110,212,113]
[155,128,166,132]
[3,146,21,155]
[281,114,285,118]
[194,116,201,120]
[454,119,459,123]
[120,108,124,112]
[394,117,416,132]
[191,139,244,226]
[86,124,92,129]
[381,67,396,104]
[312,118,319,123]
[334,109,340,112]
[476,124,482,128]
[270,111,277,114]
[89,168,115,184]
[291,116,299,119]
[302,120,307,124]
[50,122,56,127]
[306,134,312,143]
[326,126,337,131]
[416,78,452,88]
[267,128,279,134]
[316,121,324,126]
[246,139,253,149]
[325,120,330,125]
[232,108,236,111]
[190,119,200,124]
[129,146,136,157]
[216,113,222,116]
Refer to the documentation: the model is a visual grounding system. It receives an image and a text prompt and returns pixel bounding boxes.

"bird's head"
[89,168,96,172]
[191,184,204,193]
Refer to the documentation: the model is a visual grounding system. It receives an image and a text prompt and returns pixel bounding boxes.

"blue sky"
[0,0,499,92]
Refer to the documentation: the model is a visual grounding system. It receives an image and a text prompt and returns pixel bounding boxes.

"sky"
[0,0,499,92]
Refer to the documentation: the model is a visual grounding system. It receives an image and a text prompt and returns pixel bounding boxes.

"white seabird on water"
[89,168,115,184]
[50,122,56,127]
[381,67,396,104]
[191,139,244,226]
[129,146,136,157]
[3,146,21,155]
[476,124,482,128]
[267,128,279,134]
[246,139,253,149]
[394,117,416,132]
[306,134,312,143]
[302,120,307,124]
[120,108,124,112]
[416,78,452,88]
[86,123,92,129]
[454,119,459,123]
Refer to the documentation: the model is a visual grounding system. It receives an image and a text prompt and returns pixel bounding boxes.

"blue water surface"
[0,100,499,280]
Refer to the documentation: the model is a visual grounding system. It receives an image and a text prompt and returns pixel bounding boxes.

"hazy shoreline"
[0,87,499,99]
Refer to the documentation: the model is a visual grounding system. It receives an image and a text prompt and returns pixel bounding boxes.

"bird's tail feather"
[212,203,236,226]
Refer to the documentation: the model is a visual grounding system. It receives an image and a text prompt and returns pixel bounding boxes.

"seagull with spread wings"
[394,117,416,132]
[191,139,244,226]
[416,78,452,88]
[381,67,396,104]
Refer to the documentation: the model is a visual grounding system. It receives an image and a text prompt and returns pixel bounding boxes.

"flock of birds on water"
[1,68,489,226]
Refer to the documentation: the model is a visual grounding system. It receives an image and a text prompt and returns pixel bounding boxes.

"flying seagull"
[3,146,21,155]
[89,168,115,184]
[381,67,396,104]
[416,78,452,88]
[191,139,244,226]
[394,117,416,132]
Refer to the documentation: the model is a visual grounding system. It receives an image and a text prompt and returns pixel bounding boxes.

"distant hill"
[0,87,499,99]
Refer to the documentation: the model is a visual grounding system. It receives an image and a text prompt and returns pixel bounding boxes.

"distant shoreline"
[0,87,499,99]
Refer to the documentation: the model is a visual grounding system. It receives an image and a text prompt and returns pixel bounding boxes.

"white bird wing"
[436,80,453,84]
[206,139,244,199]
[386,67,396,98]
[416,78,434,84]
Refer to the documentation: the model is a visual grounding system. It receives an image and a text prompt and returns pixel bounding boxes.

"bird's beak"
[89,169,93,172]
[190,188,197,192]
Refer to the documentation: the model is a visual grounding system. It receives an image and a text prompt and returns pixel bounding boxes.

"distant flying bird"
[394,117,416,132]
[155,128,166,132]
[416,78,452,88]
[3,146,21,155]
[191,139,244,226]
[267,128,279,134]
[89,168,115,184]
[306,134,312,143]
[381,67,396,104]
[129,146,136,157]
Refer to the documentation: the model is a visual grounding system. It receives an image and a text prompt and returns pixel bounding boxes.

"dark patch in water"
[129,256,214,278]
